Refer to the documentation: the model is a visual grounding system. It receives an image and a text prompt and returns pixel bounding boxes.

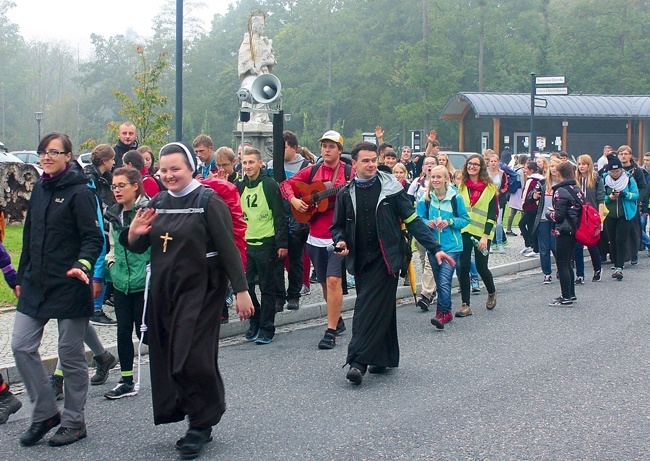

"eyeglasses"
[110,183,133,191]
[217,163,232,168]
[466,162,481,168]
[38,150,67,158]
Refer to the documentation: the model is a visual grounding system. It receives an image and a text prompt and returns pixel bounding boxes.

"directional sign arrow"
[536,87,569,95]
[536,76,567,85]
[534,97,547,108]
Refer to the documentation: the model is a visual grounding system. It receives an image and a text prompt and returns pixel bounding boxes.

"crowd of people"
[0,122,648,459]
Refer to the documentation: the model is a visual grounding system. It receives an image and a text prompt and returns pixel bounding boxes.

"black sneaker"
[575,276,585,285]
[255,334,274,345]
[50,374,64,400]
[48,424,87,446]
[346,366,364,385]
[287,299,299,310]
[336,317,346,335]
[631,256,639,265]
[90,351,118,385]
[244,324,259,342]
[549,297,573,307]
[104,382,137,400]
[318,331,336,350]
[592,270,601,282]
[542,275,552,284]
[90,310,117,326]
[0,391,22,424]
[613,268,623,280]
[275,299,285,313]
[19,412,61,446]
[309,271,318,283]
[178,428,212,459]
[417,295,431,311]
[505,230,518,236]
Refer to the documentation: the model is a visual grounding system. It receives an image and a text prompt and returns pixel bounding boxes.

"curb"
[0,256,542,386]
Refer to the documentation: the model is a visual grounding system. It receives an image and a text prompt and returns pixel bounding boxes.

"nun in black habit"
[123,142,254,459]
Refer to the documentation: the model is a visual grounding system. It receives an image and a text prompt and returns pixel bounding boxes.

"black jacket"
[546,179,584,236]
[17,163,104,319]
[84,164,115,210]
[331,171,441,276]
[113,139,138,168]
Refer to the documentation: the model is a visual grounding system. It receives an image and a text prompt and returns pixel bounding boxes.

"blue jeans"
[429,252,460,314]
[640,213,650,250]
[536,221,556,276]
[573,243,602,277]
[495,210,504,246]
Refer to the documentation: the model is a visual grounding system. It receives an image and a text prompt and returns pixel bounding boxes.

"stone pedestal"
[234,122,275,163]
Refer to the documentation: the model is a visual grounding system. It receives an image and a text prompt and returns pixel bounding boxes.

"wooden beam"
[458,104,472,152]
[638,120,644,163]
[562,120,568,152]
[493,118,501,155]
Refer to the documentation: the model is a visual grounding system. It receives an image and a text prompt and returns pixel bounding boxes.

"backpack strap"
[424,193,458,218]
[308,163,321,182]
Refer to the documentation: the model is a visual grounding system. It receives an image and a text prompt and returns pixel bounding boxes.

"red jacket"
[279,160,354,239]
[201,177,247,268]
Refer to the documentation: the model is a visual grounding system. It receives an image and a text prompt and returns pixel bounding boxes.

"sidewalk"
[0,232,543,384]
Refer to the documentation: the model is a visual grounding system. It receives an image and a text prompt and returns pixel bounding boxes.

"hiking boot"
[90,351,118,385]
[244,323,259,342]
[50,374,64,400]
[575,276,585,285]
[471,279,480,293]
[275,299,285,313]
[287,299,299,310]
[486,291,497,310]
[48,424,87,446]
[430,310,452,329]
[417,295,431,311]
[455,303,473,318]
[0,391,22,424]
[549,297,573,307]
[104,382,137,400]
[19,412,61,446]
[542,274,552,284]
[612,268,623,280]
[346,366,364,385]
[318,331,336,350]
[90,310,116,326]
[336,317,346,335]
[592,270,601,282]
[178,428,212,459]
[300,284,311,295]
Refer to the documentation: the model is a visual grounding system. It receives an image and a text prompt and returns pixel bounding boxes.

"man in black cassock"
[331,141,455,385]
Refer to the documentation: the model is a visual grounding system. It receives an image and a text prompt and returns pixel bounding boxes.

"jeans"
[573,243,602,277]
[555,234,576,299]
[430,251,460,314]
[536,221,556,275]
[640,213,650,250]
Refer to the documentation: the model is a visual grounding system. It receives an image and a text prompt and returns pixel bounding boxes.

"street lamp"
[284,113,291,123]
[35,112,43,146]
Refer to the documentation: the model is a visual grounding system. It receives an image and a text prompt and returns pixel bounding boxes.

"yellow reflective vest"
[459,184,497,240]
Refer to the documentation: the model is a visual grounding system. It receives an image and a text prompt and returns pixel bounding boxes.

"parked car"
[77,152,92,169]
[9,151,43,175]
[438,151,478,170]
[0,151,24,163]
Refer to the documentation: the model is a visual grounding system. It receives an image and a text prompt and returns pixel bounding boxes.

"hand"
[277,248,288,259]
[438,220,449,230]
[335,241,349,257]
[92,282,103,299]
[428,220,437,229]
[374,125,384,140]
[235,291,255,320]
[195,173,205,181]
[427,129,437,143]
[435,251,456,267]
[478,235,489,253]
[129,208,157,238]
[290,197,308,213]
[66,267,89,285]
[533,191,541,200]
[13,285,20,298]
[216,169,228,180]
[610,193,618,201]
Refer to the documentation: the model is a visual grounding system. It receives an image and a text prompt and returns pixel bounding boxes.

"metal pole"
[530,72,535,156]
[175,0,183,142]
[273,110,285,183]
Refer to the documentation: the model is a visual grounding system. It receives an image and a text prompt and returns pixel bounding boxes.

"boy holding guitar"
[279,130,354,350]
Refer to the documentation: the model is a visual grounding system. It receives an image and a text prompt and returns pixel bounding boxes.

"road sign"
[535,76,566,85]
[534,97,547,108]
[536,87,569,95]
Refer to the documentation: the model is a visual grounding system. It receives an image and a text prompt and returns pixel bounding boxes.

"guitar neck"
[314,184,344,201]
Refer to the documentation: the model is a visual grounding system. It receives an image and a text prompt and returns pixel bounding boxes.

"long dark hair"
[112,167,144,197]
[461,154,493,185]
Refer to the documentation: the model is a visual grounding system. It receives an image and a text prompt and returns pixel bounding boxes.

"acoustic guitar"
[291,180,346,223]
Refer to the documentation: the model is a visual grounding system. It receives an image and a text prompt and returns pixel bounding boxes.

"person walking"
[12,132,104,447]
[533,158,559,284]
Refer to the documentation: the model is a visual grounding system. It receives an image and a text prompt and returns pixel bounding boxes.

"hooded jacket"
[416,186,470,254]
[331,171,441,276]
[17,163,104,318]
[522,173,544,212]
[546,179,584,235]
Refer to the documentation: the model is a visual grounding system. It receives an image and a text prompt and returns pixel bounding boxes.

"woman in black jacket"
[546,161,584,307]
[11,133,104,447]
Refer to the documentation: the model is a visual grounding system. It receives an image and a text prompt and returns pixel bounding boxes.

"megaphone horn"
[251,74,281,104]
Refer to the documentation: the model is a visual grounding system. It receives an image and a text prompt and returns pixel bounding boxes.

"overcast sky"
[8,0,235,56]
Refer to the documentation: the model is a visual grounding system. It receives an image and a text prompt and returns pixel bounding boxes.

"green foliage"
[112,46,173,147]
[0,225,22,307]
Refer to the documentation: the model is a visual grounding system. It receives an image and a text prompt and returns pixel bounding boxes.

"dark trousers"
[113,289,145,374]
[555,234,576,299]
[573,242,602,277]
[519,210,538,251]
[459,233,496,305]
[605,215,633,269]
[277,231,307,301]
[247,242,278,336]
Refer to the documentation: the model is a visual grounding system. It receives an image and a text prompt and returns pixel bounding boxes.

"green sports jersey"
[240,181,275,244]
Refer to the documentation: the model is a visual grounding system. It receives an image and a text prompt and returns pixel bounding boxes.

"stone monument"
[235,11,276,161]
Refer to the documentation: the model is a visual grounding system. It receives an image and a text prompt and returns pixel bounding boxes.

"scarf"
[354,174,378,189]
[465,179,487,206]
[604,172,629,191]
[41,163,72,182]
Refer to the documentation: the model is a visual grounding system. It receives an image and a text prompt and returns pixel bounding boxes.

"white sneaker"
[492,246,506,254]
[525,251,539,258]
[520,247,532,254]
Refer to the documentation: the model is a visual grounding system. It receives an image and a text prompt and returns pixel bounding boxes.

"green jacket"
[104,195,150,294]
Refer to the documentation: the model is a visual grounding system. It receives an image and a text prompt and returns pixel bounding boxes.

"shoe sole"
[255,338,273,345]
[455,311,473,318]
[89,321,117,326]
[430,318,444,329]
[104,390,138,400]
[176,436,213,451]
[346,369,363,385]
[48,429,87,447]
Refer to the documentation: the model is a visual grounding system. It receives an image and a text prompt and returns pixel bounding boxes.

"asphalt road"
[1,260,649,460]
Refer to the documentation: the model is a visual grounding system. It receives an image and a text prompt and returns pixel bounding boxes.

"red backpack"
[567,188,600,247]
